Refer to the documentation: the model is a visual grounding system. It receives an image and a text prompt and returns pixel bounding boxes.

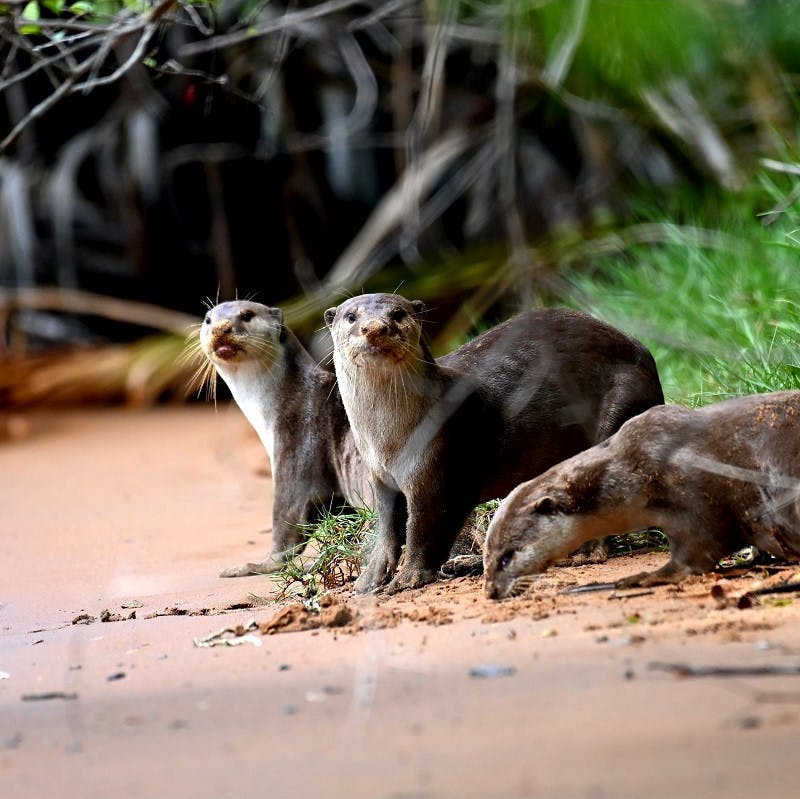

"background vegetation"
[1,0,800,407]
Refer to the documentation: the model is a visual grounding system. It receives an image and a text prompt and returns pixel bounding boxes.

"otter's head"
[484,480,581,600]
[324,294,427,376]
[199,301,283,371]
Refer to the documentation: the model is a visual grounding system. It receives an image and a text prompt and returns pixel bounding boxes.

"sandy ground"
[3,405,800,799]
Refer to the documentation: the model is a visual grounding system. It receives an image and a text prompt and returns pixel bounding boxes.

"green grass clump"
[562,213,800,405]
[270,506,375,608]
[269,499,503,605]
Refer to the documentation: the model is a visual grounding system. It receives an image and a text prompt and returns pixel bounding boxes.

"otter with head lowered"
[484,391,800,599]
[200,300,370,576]
[325,293,664,594]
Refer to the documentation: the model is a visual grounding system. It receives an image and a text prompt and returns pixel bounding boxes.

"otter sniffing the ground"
[483,391,800,599]
[325,293,664,594]
[197,301,371,577]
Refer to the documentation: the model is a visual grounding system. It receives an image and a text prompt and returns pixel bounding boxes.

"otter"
[325,293,664,594]
[199,301,371,576]
[483,391,800,599]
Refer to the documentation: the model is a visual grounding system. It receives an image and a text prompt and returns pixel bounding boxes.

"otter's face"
[200,301,283,369]
[324,294,426,372]
[484,484,576,600]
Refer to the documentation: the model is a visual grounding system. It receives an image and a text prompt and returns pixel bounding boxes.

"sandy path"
[2,407,800,798]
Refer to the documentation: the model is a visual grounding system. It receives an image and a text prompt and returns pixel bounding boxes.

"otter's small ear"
[324,307,337,327]
[269,307,284,325]
[410,299,426,316]
[532,496,557,514]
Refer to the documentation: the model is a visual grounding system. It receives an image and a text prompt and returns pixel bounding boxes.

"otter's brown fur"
[326,293,665,594]
[484,391,800,599]
[200,301,370,576]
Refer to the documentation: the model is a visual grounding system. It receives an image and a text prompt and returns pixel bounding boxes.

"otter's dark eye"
[346,312,357,323]
[499,551,514,570]
[391,308,406,322]
[240,310,255,322]
[204,315,211,325]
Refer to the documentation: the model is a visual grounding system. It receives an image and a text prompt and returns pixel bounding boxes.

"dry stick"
[650,662,800,678]
[179,0,369,57]
[21,691,79,701]
[74,25,157,94]
[0,287,197,334]
[751,581,800,597]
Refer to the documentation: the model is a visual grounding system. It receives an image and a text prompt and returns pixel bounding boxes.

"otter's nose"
[212,320,233,336]
[361,319,389,338]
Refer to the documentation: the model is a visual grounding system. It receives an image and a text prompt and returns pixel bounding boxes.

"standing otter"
[325,293,664,594]
[199,301,370,577]
[483,391,800,599]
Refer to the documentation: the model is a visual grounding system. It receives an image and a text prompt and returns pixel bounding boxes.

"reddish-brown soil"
[3,406,800,798]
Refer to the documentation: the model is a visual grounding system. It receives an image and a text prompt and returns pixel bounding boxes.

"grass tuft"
[562,208,800,404]
[270,506,376,609]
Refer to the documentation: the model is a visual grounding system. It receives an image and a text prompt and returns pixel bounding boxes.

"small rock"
[468,664,516,679]
[737,593,754,610]
[4,732,22,750]
[738,716,761,730]
[710,584,727,609]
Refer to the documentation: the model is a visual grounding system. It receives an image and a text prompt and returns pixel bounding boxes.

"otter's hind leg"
[614,520,721,588]
[615,559,693,588]
[219,555,286,578]
[219,494,312,578]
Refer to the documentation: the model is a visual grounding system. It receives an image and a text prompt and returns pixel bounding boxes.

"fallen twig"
[649,662,800,678]
[193,620,261,648]
[21,691,78,701]
[563,582,616,595]
[608,590,655,601]
[752,581,800,597]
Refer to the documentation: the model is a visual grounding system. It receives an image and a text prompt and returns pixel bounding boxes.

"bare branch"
[179,0,372,57]
[0,287,198,334]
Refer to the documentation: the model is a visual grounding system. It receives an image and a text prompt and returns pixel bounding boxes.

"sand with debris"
[3,406,800,798]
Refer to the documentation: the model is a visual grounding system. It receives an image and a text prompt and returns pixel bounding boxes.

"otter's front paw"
[219,554,284,578]
[385,565,437,594]
[354,549,394,594]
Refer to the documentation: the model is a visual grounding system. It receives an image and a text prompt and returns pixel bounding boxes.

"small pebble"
[738,716,761,730]
[468,664,516,679]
